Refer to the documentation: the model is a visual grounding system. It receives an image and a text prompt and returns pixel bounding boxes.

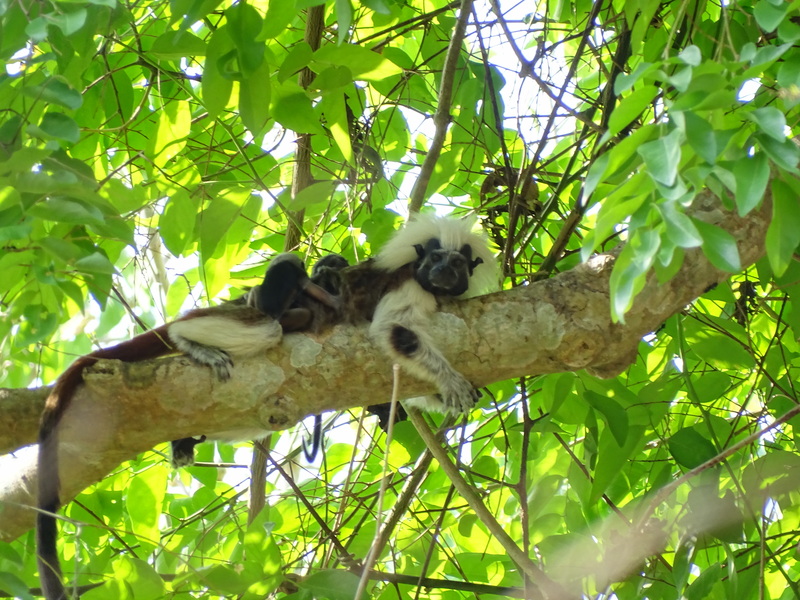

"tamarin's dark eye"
[430,253,442,263]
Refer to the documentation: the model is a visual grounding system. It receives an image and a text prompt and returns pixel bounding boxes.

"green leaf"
[667,65,693,93]
[765,178,800,277]
[27,197,104,225]
[312,65,353,91]
[48,9,87,36]
[40,237,82,262]
[754,0,787,32]
[272,88,322,134]
[37,112,80,144]
[757,133,800,173]
[656,200,702,248]
[733,152,769,216]
[202,26,235,118]
[87,557,165,600]
[362,0,392,14]
[777,58,800,108]
[244,510,282,570]
[583,149,610,202]
[335,0,353,45]
[581,190,648,262]
[287,181,335,211]
[685,327,755,371]
[638,128,681,187]
[57,279,86,311]
[23,77,83,110]
[684,111,716,164]
[668,427,717,469]
[318,90,352,162]
[75,252,115,274]
[239,59,272,134]
[678,45,701,66]
[226,3,264,75]
[151,97,191,167]
[198,192,248,259]
[169,0,224,27]
[263,0,297,39]
[300,570,361,600]
[125,464,167,549]
[313,44,403,82]
[748,107,787,142]
[590,425,644,502]
[692,218,742,272]
[609,228,660,322]
[0,186,21,212]
[25,17,49,42]
[150,30,207,59]
[160,190,196,256]
[0,573,30,599]
[584,390,629,447]
[278,41,313,82]
[607,85,657,138]
[196,565,248,594]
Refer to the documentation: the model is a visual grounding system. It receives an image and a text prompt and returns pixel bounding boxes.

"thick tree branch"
[0,190,770,541]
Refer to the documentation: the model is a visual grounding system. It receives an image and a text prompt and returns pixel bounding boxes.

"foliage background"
[1,0,800,598]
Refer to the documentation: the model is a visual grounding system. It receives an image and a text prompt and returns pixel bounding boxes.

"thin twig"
[408,0,475,213]
[637,404,800,526]
[407,408,568,599]
[355,365,402,600]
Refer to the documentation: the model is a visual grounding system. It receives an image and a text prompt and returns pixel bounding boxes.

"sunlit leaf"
[125,465,167,550]
[263,0,297,39]
[733,152,770,216]
[272,86,321,134]
[607,85,657,138]
[23,77,82,110]
[765,178,800,276]
[748,107,787,142]
[239,59,272,134]
[638,128,682,187]
[657,200,702,248]
[34,112,80,143]
[150,30,207,59]
[202,26,235,117]
[684,111,717,164]
[692,218,742,272]
[668,427,717,469]
[754,0,787,32]
[287,181,335,211]
[312,44,403,82]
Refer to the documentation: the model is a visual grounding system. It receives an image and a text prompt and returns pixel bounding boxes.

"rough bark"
[0,189,771,541]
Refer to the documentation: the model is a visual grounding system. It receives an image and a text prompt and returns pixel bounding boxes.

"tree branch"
[408,0,474,213]
[0,189,771,541]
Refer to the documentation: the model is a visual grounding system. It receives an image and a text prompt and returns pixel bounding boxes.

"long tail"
[37,429,67,600]
[37,362,90,600]
[36,324,174,600]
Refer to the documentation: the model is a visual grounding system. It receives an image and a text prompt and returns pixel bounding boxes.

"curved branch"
[0,189,771,541]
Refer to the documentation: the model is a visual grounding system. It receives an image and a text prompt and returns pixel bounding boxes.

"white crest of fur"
[374,213,497,295]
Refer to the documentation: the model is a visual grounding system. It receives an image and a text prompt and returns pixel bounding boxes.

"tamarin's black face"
[413,238,483,297]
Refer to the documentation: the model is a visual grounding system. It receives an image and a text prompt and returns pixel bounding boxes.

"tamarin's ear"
[470,257,484,274]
